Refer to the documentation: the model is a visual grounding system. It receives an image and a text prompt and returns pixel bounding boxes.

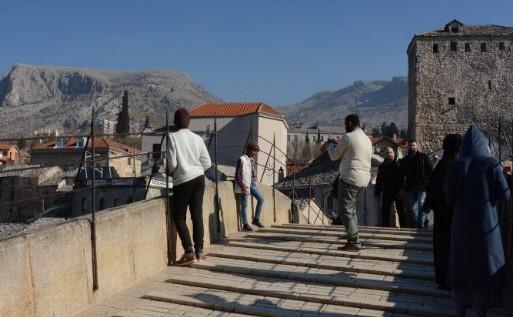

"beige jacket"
[327,127,372,187]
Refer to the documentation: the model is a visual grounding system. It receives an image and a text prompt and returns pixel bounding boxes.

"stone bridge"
[1,181,512,316]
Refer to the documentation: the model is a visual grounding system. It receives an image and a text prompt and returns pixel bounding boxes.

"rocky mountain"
[281,77,408,130]
[0,64,220,138]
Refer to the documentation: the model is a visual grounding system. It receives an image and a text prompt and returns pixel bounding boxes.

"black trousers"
[381,191,406,227]
[172,175,205,254]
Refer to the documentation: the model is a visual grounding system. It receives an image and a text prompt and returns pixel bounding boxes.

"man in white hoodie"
[327,114,372,251]
[167,109,211,266]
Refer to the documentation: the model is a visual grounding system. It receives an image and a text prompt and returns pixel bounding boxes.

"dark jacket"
[447,125,511,291]
[400,152,433,190]
[375,159,402,197]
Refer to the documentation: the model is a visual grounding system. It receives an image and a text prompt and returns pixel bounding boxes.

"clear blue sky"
[0,0,512,106]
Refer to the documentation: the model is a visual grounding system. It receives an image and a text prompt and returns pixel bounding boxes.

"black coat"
[375,159,402,197]
[424,157,453,287]
[400,152,433,191]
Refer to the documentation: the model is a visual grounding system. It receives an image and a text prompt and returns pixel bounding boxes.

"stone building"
[0,144,21,165]
[408,20,513,152]
[30,137,141,177]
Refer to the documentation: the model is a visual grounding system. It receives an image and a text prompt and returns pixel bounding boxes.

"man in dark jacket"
[375,147,405,227]
[400,139,433,228]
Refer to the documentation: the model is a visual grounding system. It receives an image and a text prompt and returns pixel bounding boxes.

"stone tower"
[407,20,513,153]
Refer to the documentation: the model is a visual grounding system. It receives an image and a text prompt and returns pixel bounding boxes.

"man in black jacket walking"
[400,139,433,228]
[375,147,405,227]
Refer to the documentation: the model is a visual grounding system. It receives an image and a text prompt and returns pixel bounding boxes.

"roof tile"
[189,102,282,117]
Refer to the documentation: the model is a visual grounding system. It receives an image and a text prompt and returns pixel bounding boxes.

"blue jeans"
[407,188,427,228]
[240,181,264,225]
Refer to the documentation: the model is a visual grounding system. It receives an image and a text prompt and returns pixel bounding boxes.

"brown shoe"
[176,252,195,266]
[195,249,206,261]
[337,244,362,252]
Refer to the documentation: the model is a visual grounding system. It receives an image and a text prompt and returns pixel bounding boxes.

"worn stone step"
[207,245,435,281]
[263,227,433,244]
[278,224,432,237]
[159,267,453,317]
[190,255,448,298]
[228,235,433,262]
[142,283,420,317]
[245,232,434,252]
[224,240,433,266]
[77,290,254,317]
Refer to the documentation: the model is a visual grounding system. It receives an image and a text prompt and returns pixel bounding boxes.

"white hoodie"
[327,127,372,188]
[166,129,211,186]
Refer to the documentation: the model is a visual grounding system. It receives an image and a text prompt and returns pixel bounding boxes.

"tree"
[302,131,312,161]
[371,127,381,137]
[400,129,407,139]
[389,122,399,138]
[316,128,321,144]
[143,114,151,129]
[115,90,130,135]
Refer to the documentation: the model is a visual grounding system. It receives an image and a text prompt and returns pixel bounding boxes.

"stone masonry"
[408,20,513,153]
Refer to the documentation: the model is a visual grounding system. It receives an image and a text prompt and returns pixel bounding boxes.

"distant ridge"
[281,76,408,129]
[0,64,221,137]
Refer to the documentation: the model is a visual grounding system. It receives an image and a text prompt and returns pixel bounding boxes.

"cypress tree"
[144,114,151,129]
[116,90,130,135]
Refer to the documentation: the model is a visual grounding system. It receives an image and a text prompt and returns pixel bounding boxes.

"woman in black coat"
[423,134,462,290]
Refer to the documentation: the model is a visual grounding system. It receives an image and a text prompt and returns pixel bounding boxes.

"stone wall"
[408,36,513,153]
[0,180,291,317]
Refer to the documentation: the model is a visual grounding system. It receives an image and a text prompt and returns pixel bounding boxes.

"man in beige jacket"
[327,114,372,251]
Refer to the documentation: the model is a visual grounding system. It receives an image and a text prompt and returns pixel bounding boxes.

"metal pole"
[499,118,502,162]
[165,111,173,265]
[91,108,99,291]
[214,118,221,233]
[290,150,297,223]
[272,134,276,223]
[308,177,312,225]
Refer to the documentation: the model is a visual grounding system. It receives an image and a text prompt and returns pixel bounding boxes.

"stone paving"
[79,224,513,317]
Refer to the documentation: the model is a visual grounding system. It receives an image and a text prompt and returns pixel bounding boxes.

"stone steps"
[265,227,433,243]
[206,245,435,281]
[244,232,434,252]
[154,267,454,317]
[278,224,432,237]
[190,255,447,298]
[223,240,433,266]
[79,223,452,317]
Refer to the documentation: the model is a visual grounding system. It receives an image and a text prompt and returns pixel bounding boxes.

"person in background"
[423,134,462,290]
[446,126,511,317]
[375,147,405,227]
[235,141,265,231]
[167,108,212,266]
[326,114,372,251]
[400,139,433,228]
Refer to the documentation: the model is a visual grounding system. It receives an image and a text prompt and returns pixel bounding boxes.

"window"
[128,157,132,165]
[465,43,471,52]
[433,43,439,53]
[499,42,505,51]
[114,199,119,207]
[99,198,105,210]
[448,97,456,106]
[451,26,459,33]
[82,199,88,212]
[320,136,324,142]
[481,43,487,52]
[450,41,457,52]
[152,144,162,160]
[313,136,316,143]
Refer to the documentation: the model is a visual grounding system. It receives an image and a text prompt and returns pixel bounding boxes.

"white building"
[141,102,288,186]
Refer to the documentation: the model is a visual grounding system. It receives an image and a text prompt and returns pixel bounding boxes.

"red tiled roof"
[33,137,141,154]
[0,144,19,151]
[189,102,282,118]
